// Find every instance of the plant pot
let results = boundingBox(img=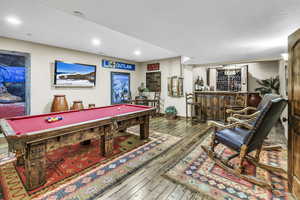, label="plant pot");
[135,95,147,100]
[166,114,177,120]
[248,93,262,107]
